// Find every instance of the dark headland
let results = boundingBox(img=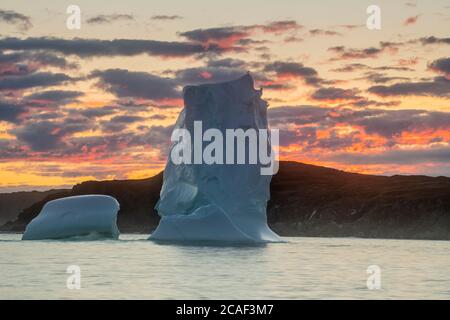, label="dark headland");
[1,161,449,240]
